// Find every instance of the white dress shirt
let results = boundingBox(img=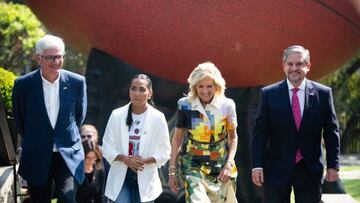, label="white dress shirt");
[287,78,306,116]
[41,70,60,151]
